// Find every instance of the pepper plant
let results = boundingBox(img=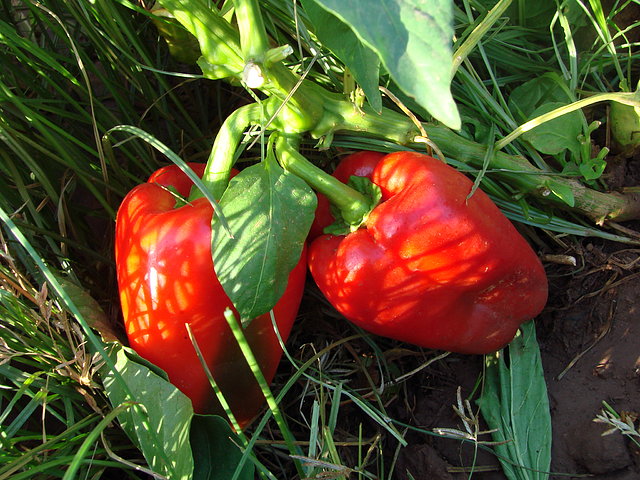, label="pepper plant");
[149,0,640,322]
[104,0,640,476]
[4,0,639,478]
